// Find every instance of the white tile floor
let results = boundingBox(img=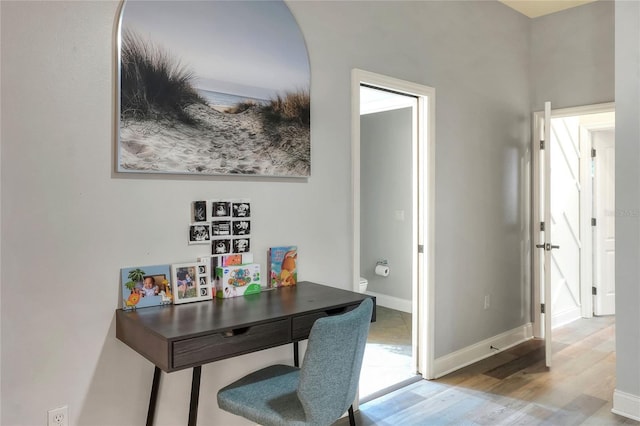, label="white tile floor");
[359,306,416,399]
